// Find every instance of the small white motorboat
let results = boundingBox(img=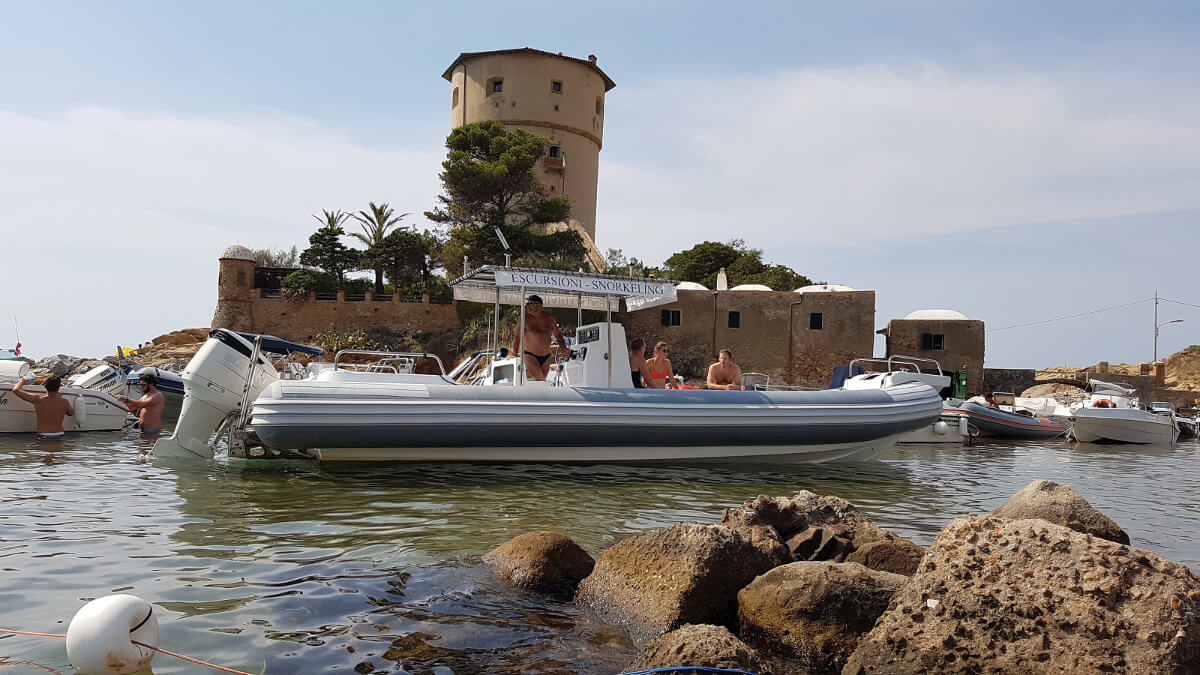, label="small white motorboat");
[154,267,945,463]
[0,361,129,433]
[841,356,968,444]
[1068,381,1178,444]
